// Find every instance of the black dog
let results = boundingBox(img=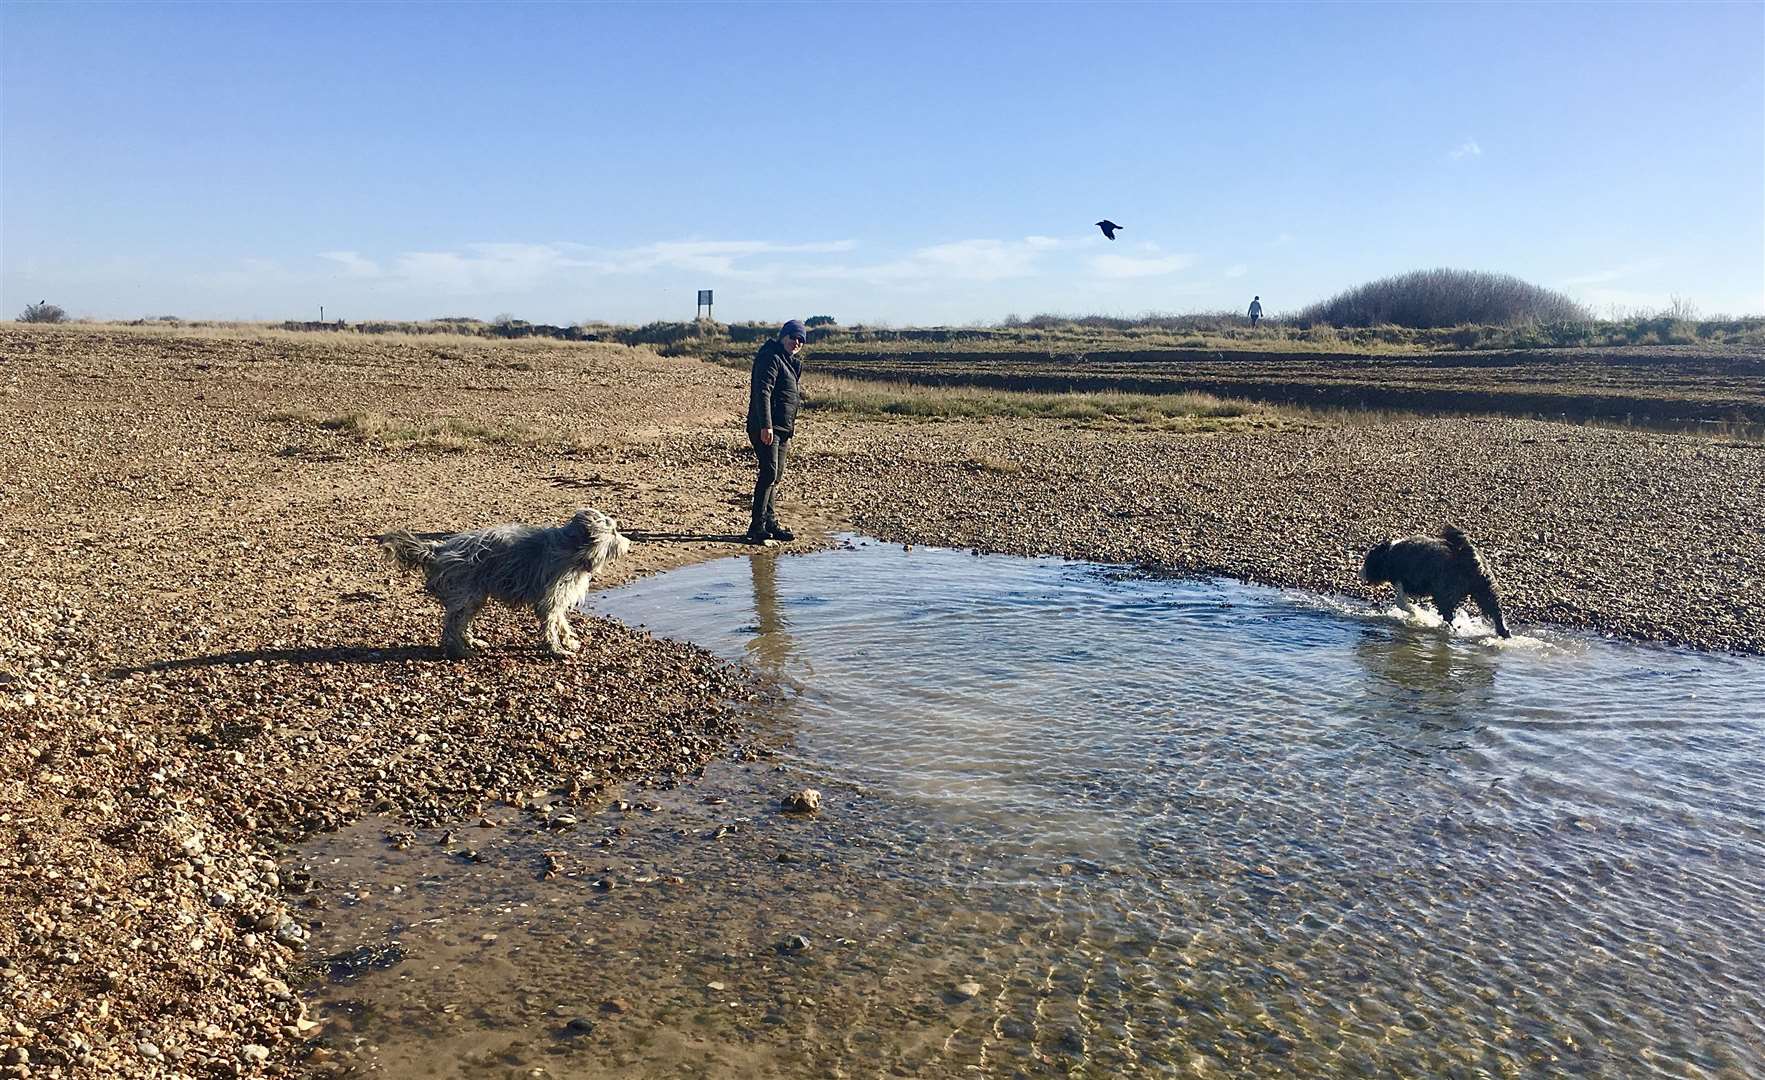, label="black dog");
[1362,525,1511,638]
